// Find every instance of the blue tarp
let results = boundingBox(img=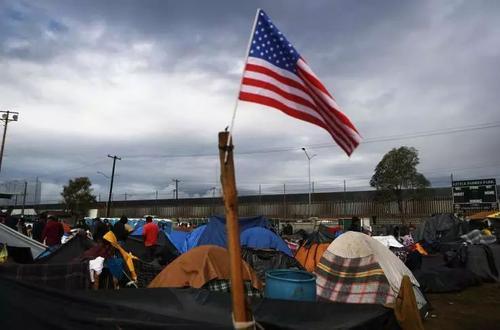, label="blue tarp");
[181,225,207,253]
[240,227,292,256]
[168,230,190,253]
[196,215,270,248]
